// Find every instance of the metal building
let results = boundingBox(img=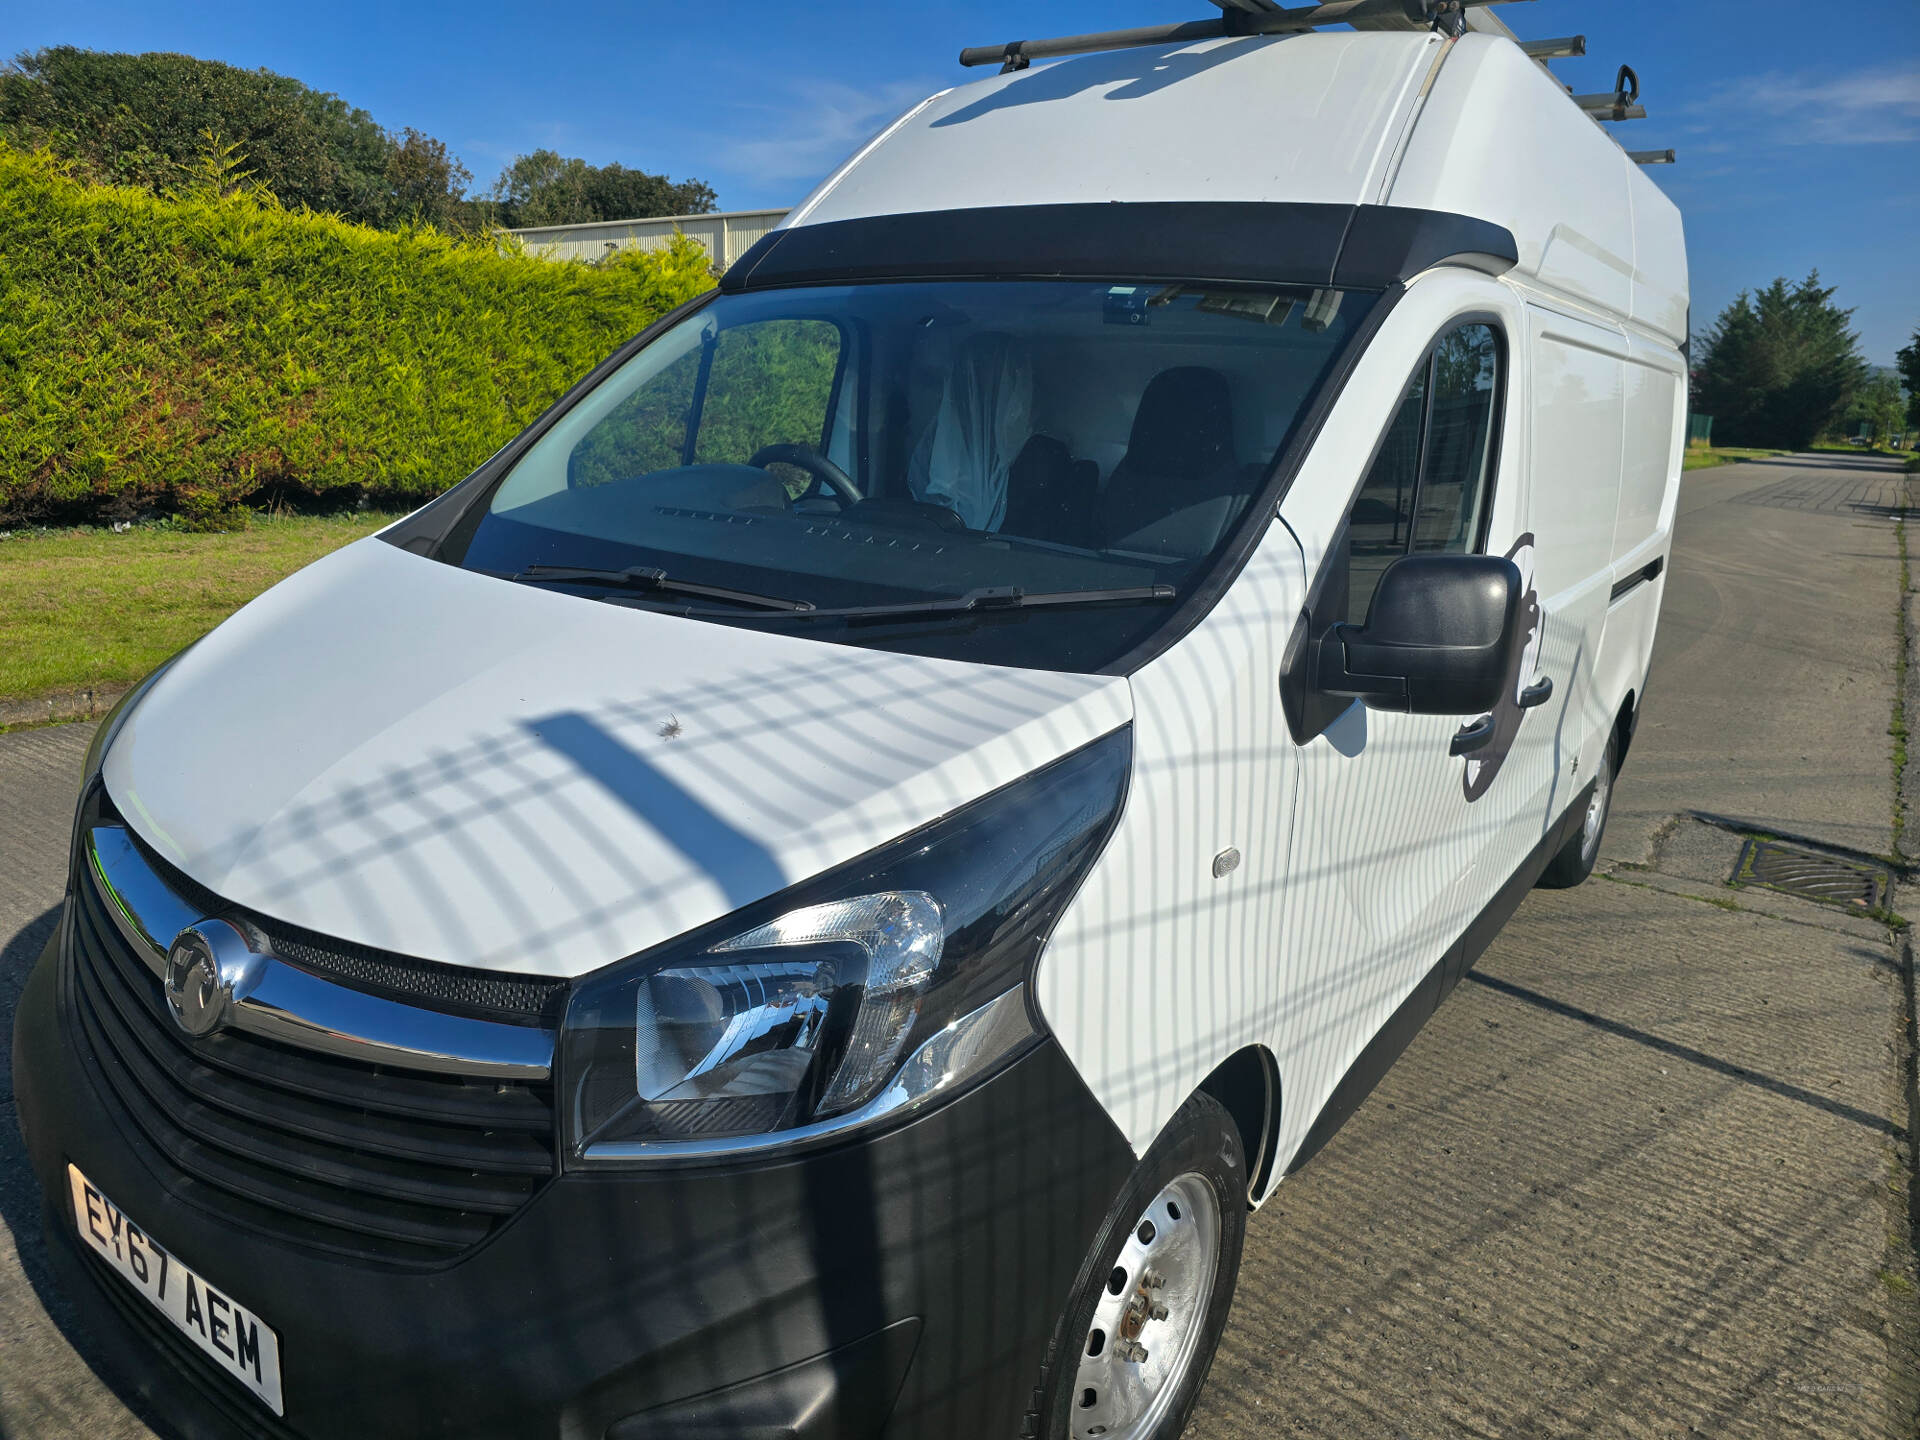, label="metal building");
[505,208,789,267]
